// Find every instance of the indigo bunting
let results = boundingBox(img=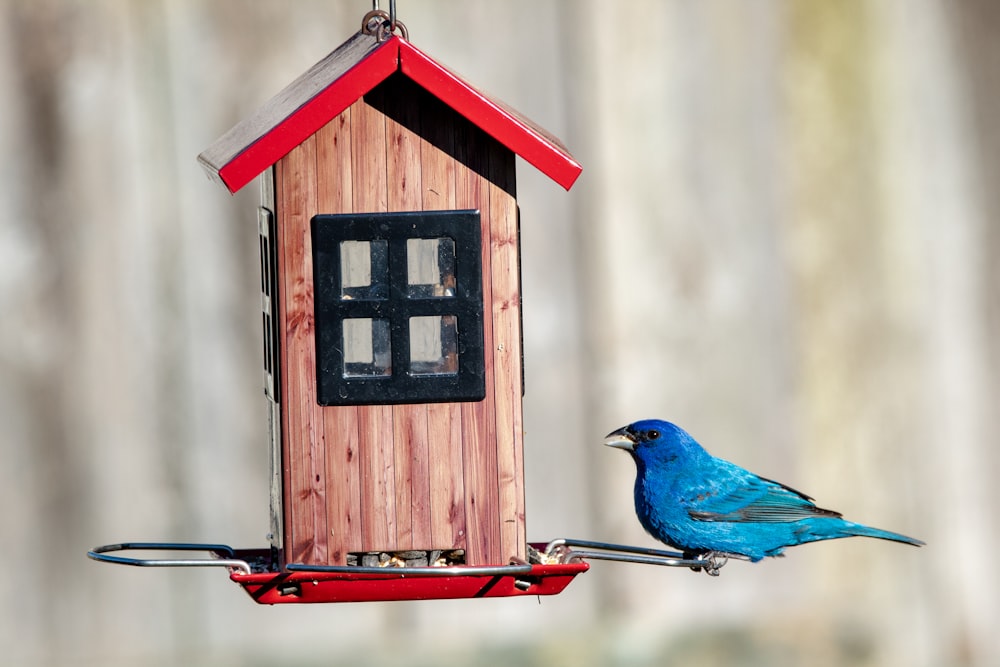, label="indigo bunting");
[606,419,923,562]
